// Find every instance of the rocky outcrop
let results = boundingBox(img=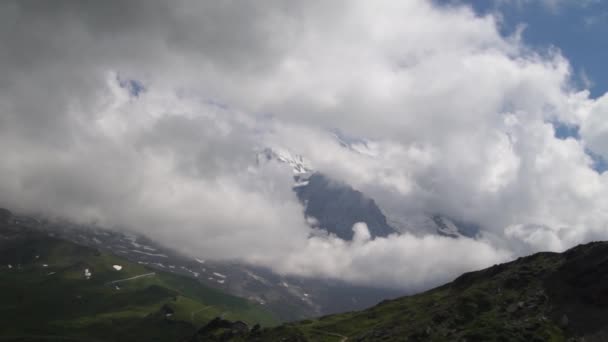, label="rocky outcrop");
[187,317,251,342]
[295,173,396,240]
